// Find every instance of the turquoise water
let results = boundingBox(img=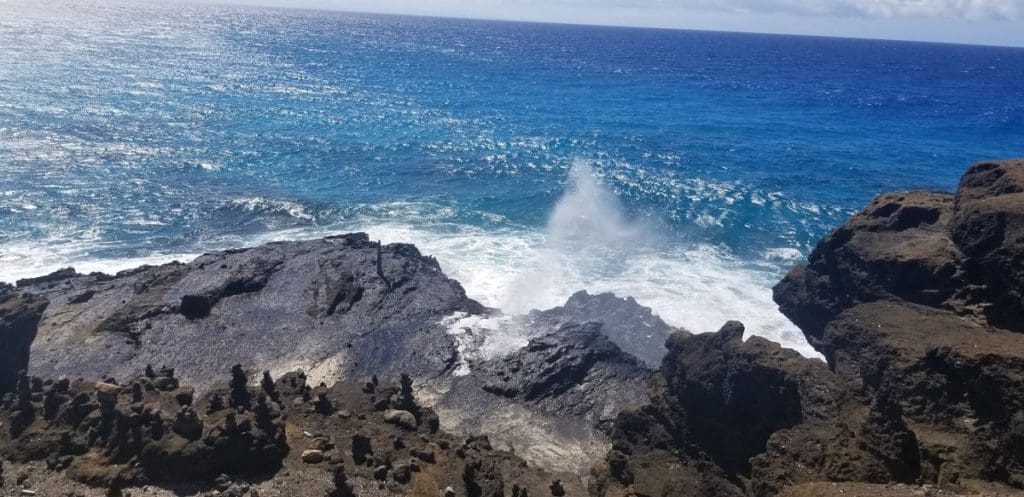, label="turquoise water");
[2,1,1022,353]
